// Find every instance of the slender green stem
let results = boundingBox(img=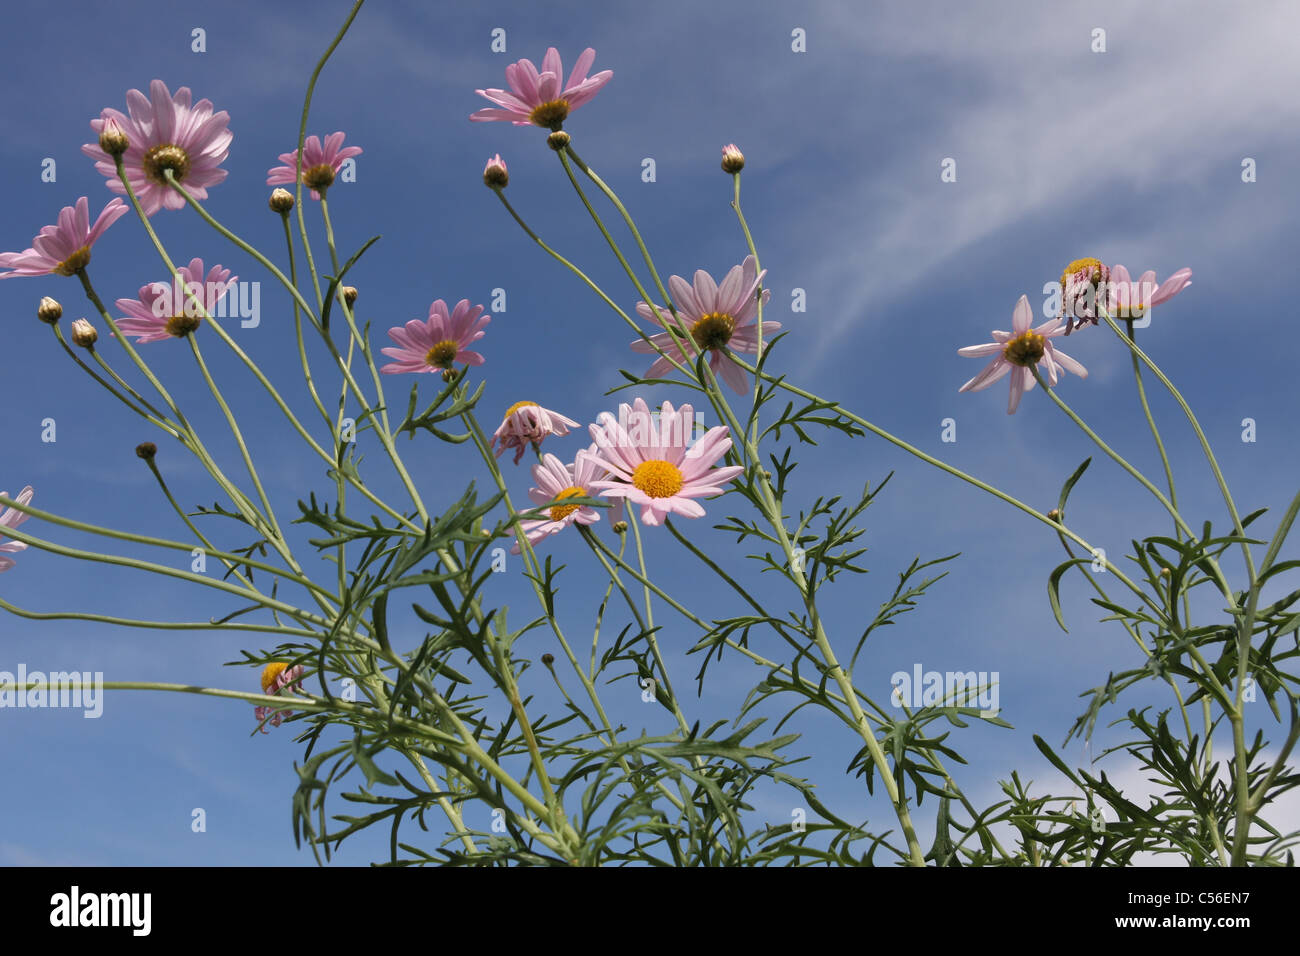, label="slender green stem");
[0,494,337,616]
[490,187,694,380]
[1100,307,1256,592]
[189,335,285,543]
[0,595,315,638]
